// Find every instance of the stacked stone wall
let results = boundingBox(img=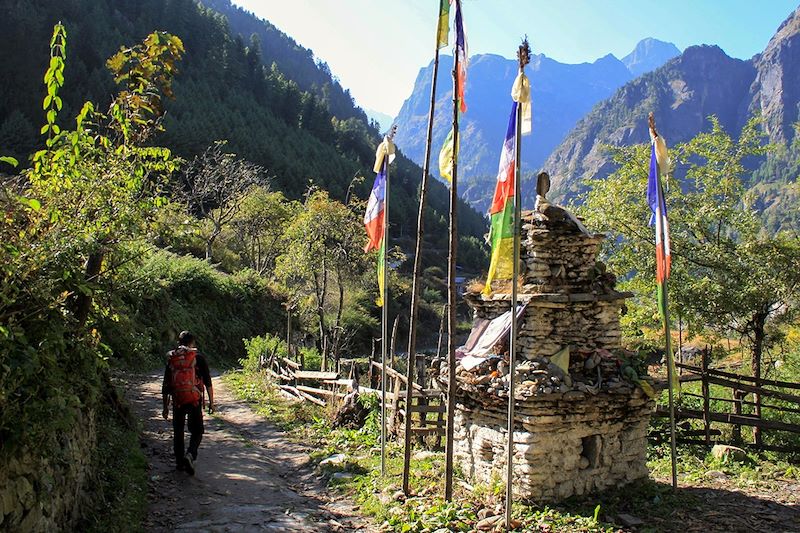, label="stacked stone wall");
[453,391,652,501]
[465,293,627,361]
[0,409,97,530]
[454,205,652,502]
[521,224,603,292]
